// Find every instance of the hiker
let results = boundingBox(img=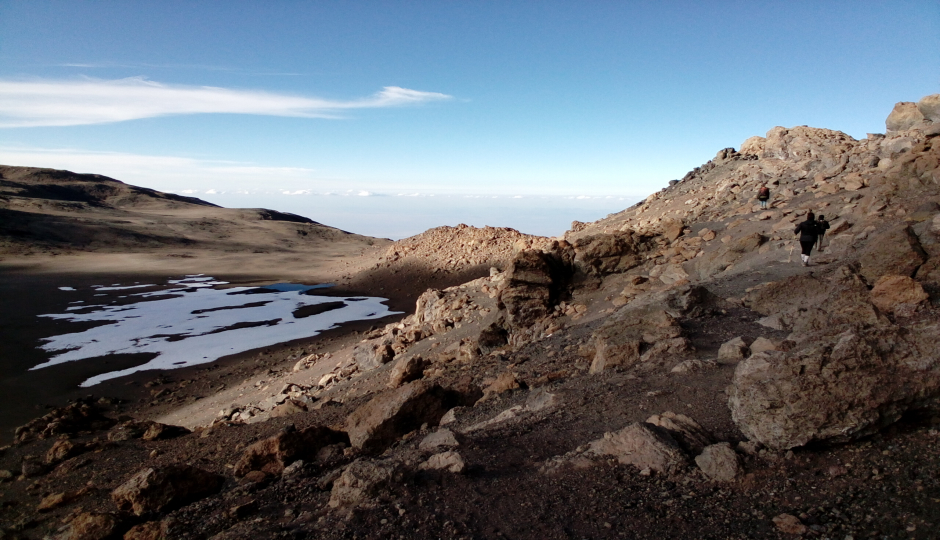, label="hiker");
[757,184,770,209]
[816,214,830,251]
[794,211,820,266]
